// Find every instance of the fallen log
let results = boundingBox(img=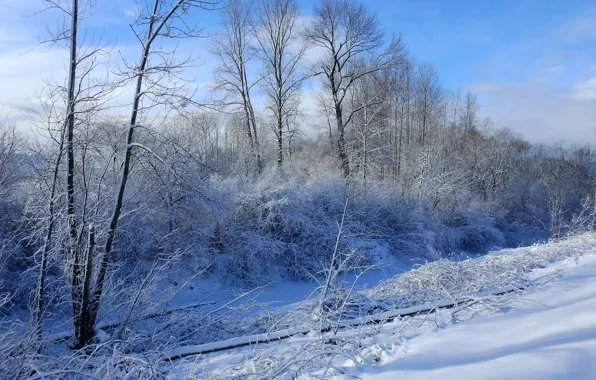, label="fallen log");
[164,285,521,360]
